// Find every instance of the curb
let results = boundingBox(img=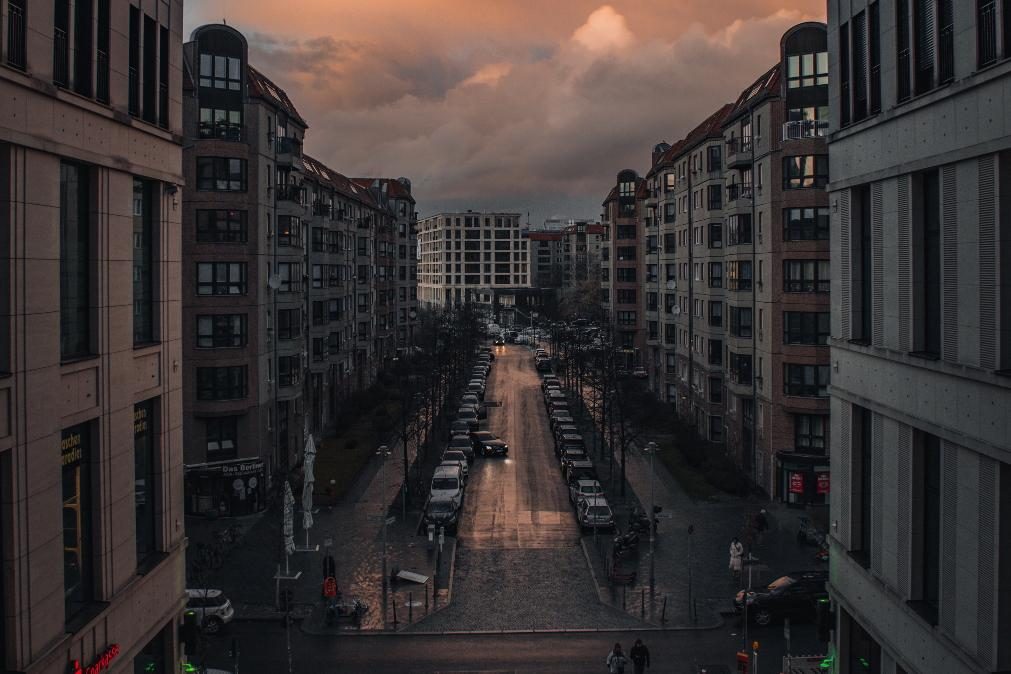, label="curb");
[395,537,458,632]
